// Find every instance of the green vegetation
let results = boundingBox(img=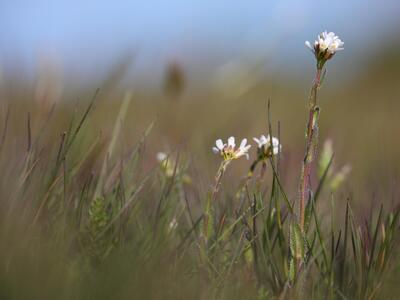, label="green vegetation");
[0,45,399,300]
